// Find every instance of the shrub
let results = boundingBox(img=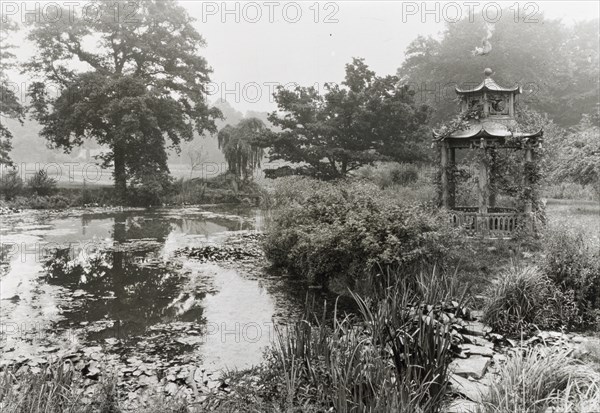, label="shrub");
[263,177,461,287]
[27,170,57,196]
[482,265,579,335]
[541,227,600,327]
[355,162,422,189]
[0,168,23,200]
[388,163,419,186]
[480,346,600,413]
